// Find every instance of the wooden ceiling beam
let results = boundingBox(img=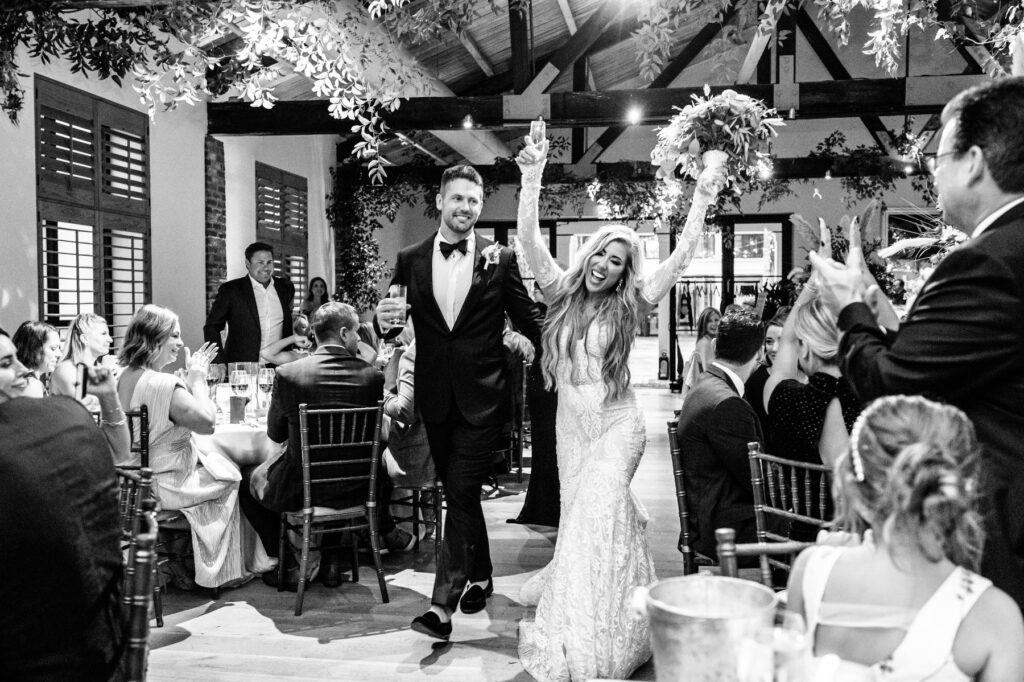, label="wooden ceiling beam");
[555,0,597,91]
[796,8,896,155]
[736,0,788,84]
[576,3,740,165]
[509,3,532,93]
[456,29,495,78]
[208,76,988,134]
[522,0,626,97]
